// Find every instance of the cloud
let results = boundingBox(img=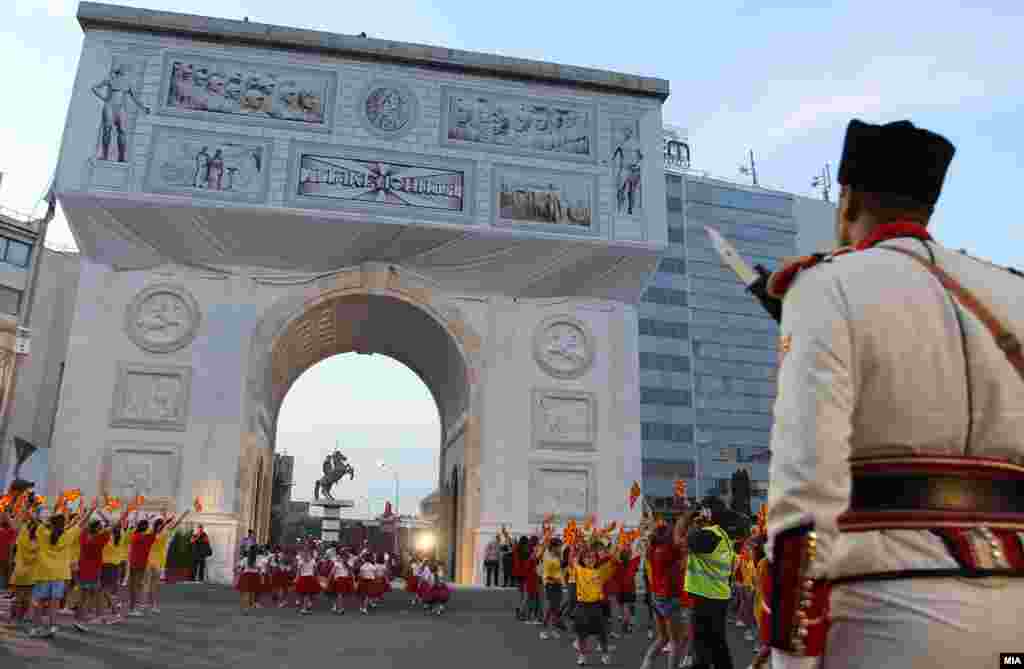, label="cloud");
[11,0,77,19]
